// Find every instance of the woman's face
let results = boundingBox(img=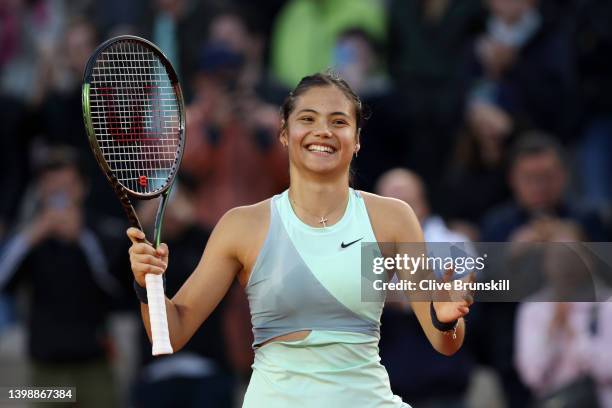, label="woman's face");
[281,86,359,176]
